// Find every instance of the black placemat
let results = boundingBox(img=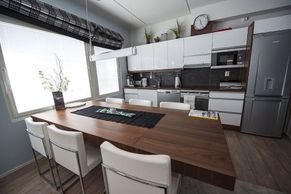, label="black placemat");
[71,106,165,128]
